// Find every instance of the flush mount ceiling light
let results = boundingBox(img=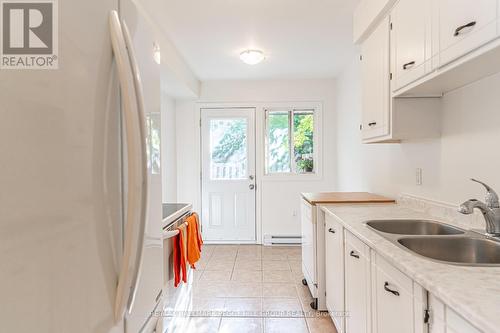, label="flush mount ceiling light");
[240,49,265,65]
